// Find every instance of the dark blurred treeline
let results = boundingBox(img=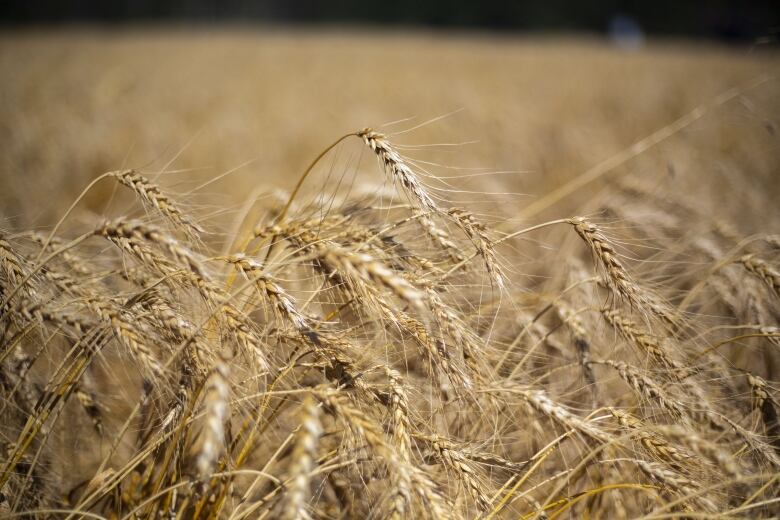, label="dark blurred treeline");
[2,0,778,42]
